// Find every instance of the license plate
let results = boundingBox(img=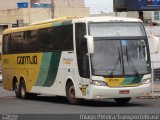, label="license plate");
[119,90,130,94]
